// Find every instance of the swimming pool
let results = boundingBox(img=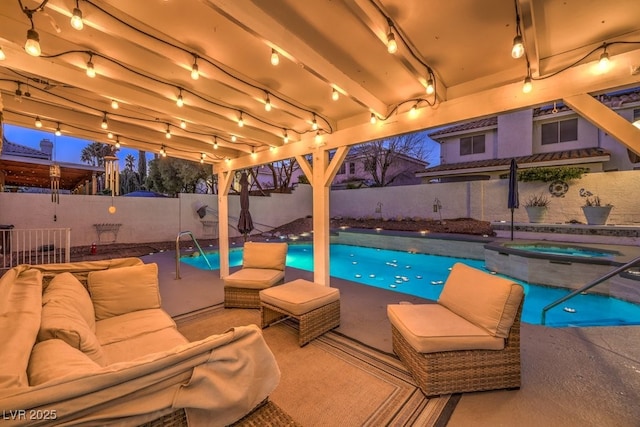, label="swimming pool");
[181,243,640,327]
[503,243,619,258]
